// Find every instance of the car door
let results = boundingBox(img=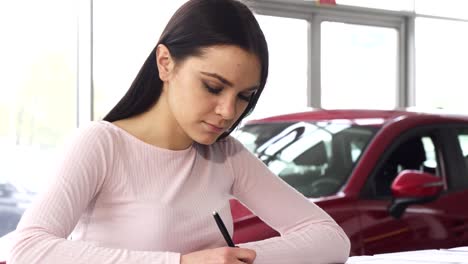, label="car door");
[356,126,465,255]
[438,126,468,246]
